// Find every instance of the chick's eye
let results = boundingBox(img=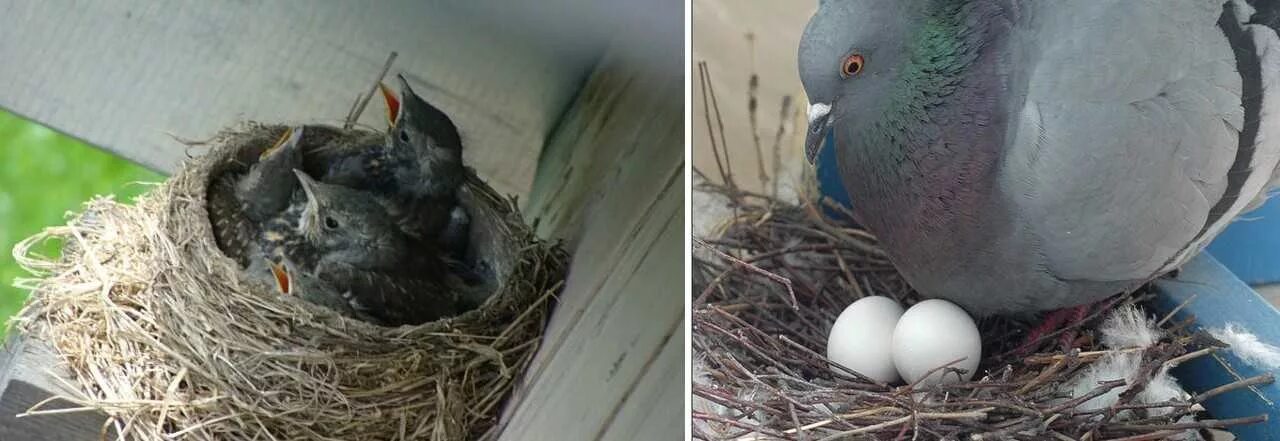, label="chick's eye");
[324,217,339,229]
[841,54,865,78]
[398,130,410,143]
